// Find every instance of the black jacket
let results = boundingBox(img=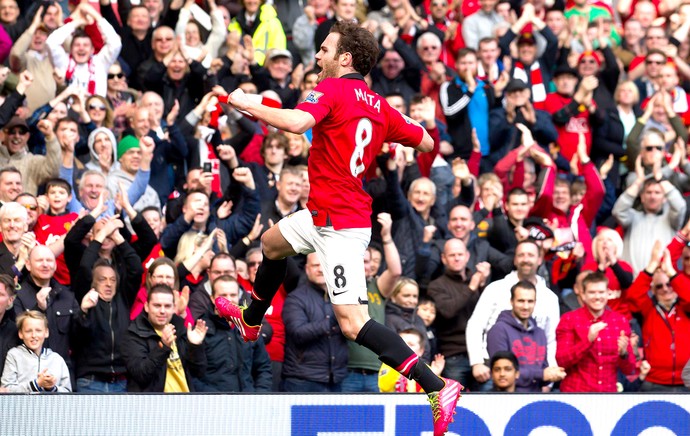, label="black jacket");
[65,214,146,303]
[14,277,79,366]
[282,282,348,384]
[192,312,272,392]
[385,301,431,363]
[0,310,18,377]
[70,236,142,379]
[121,312,206,392]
